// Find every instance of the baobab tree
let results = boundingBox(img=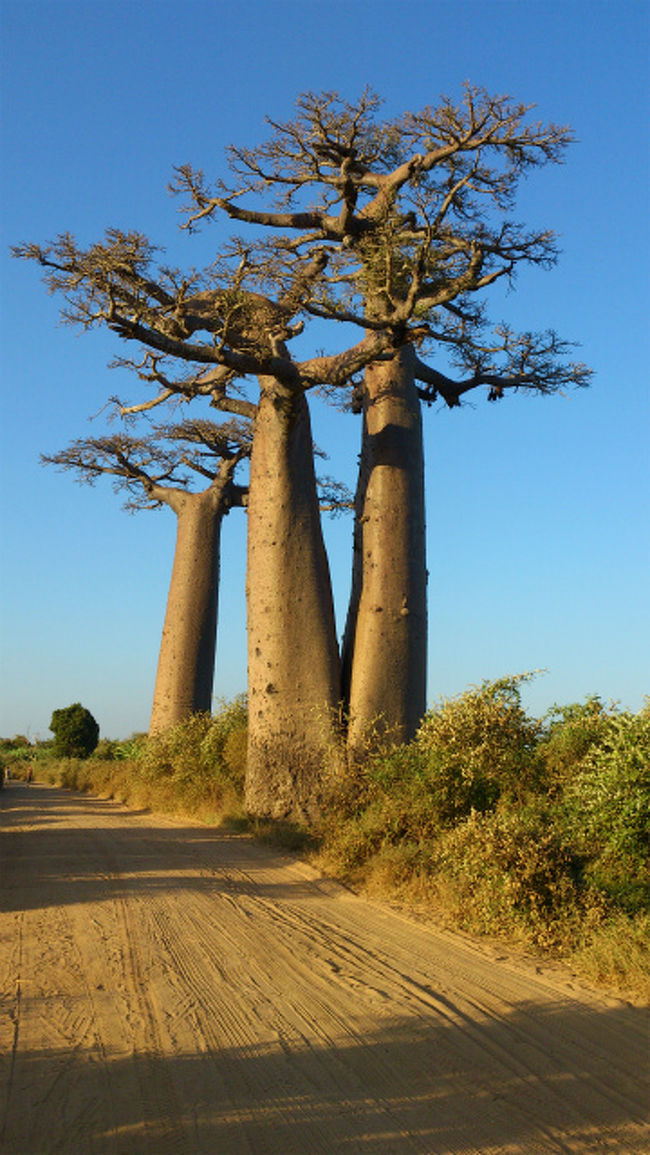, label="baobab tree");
[16,231,389,819]
[43,418,251,734]
[16,85,592,819]
[174,86,592,750]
